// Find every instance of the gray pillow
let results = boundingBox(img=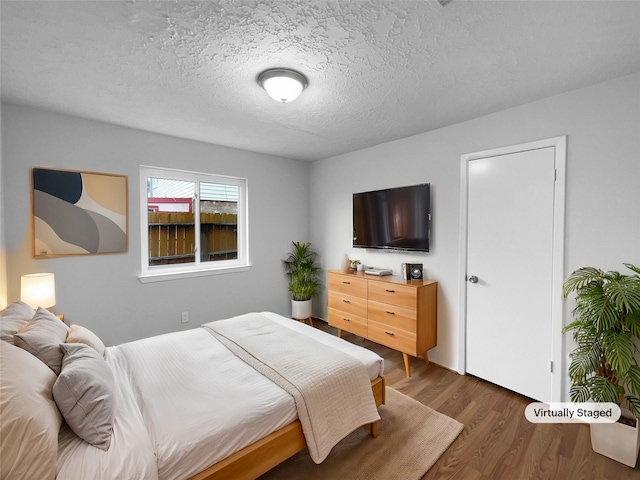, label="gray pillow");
[13,307,69,374]
[53,343,116,450]
[0,301,36,344]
